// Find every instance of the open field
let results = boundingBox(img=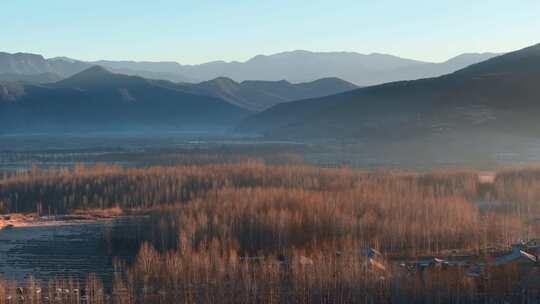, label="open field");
[0,161,539,302]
